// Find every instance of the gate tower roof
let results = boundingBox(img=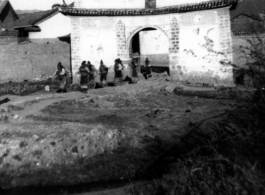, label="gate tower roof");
[60,0,238,16]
